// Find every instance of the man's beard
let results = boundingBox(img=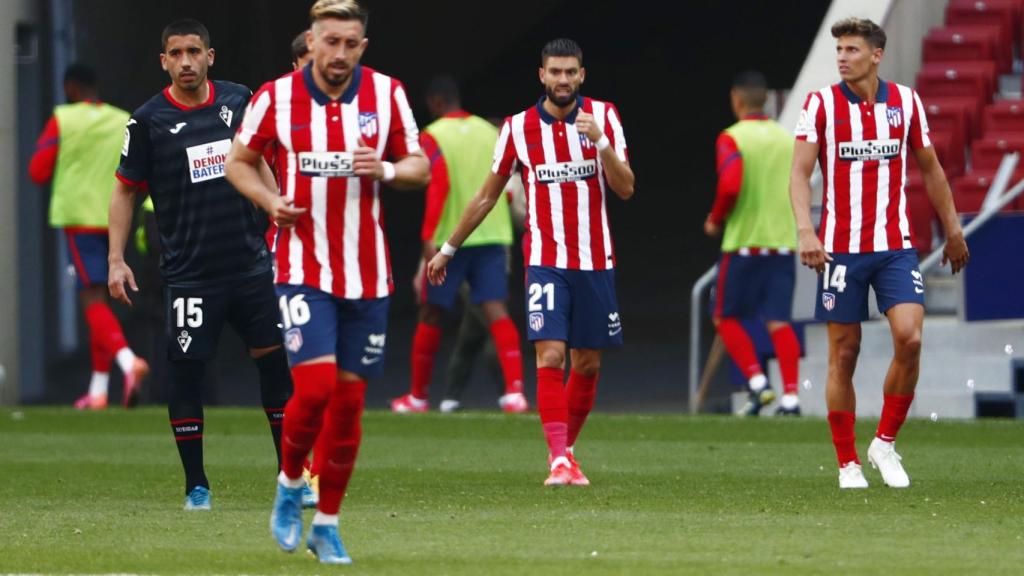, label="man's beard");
[546,85,578,108]
[321,62,351,87]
